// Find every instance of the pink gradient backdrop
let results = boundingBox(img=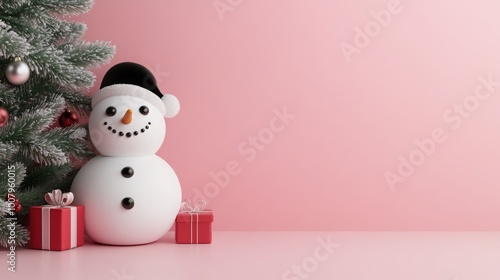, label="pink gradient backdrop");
[78,0,500,230]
